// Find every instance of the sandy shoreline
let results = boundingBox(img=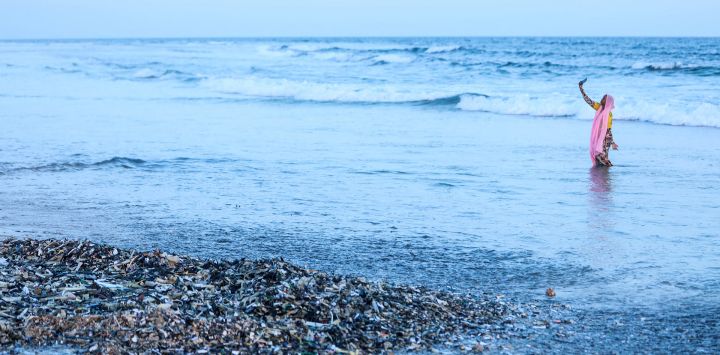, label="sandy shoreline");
[0,237,576,353]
